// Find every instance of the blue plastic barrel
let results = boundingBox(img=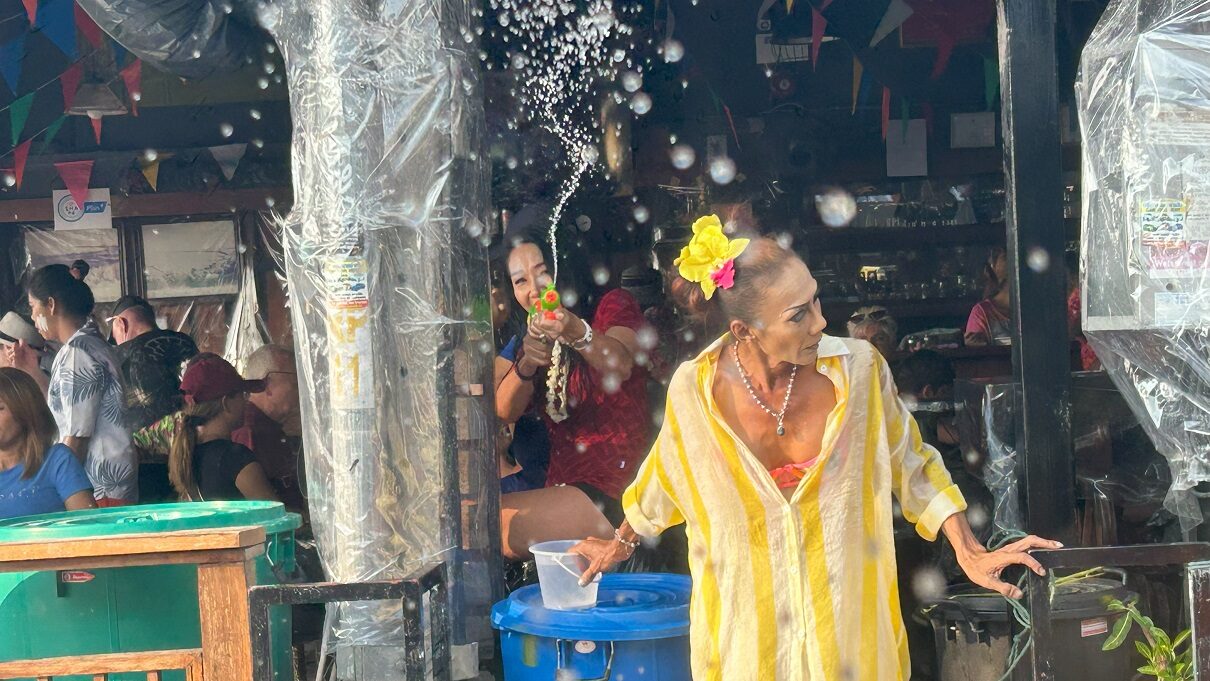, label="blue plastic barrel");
[492,573,692,681]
